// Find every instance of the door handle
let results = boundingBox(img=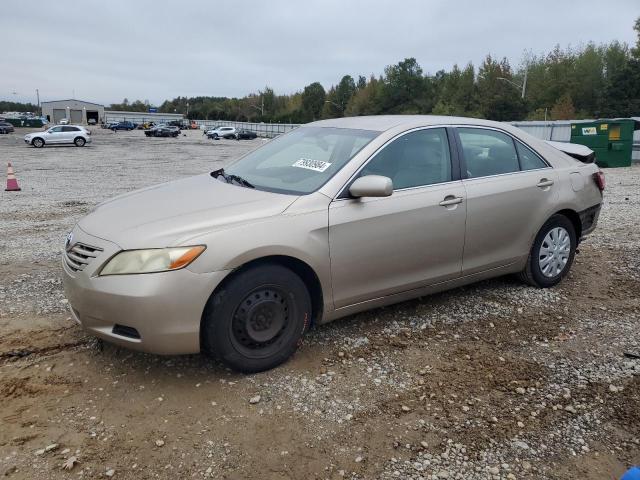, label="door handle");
[537,179,554,188]
[439,196,463,207]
